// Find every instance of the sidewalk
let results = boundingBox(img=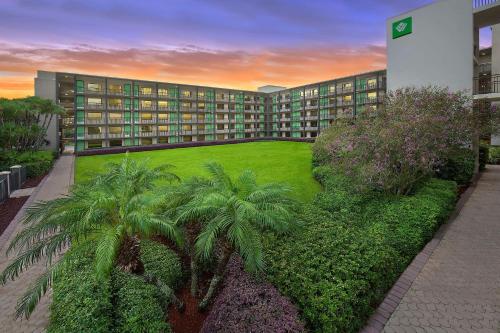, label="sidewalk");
[383,166,500,333]
[0,155,74,333]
